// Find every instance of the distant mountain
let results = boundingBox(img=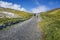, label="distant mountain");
[0,7,33,18]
